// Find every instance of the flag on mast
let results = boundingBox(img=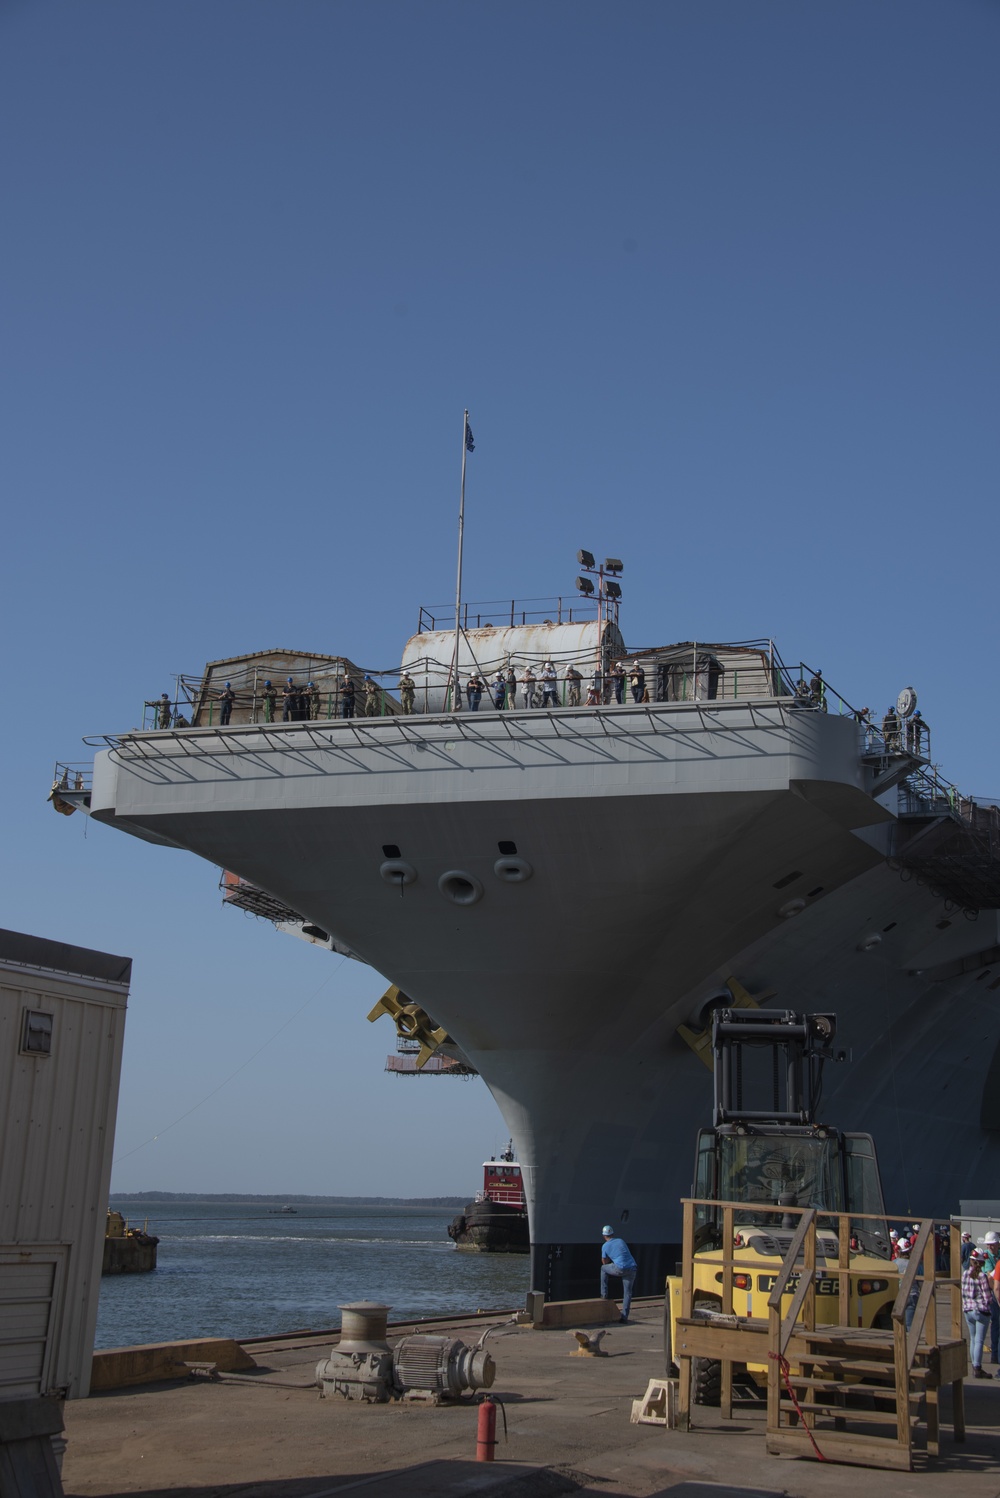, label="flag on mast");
[465,417,475,452]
